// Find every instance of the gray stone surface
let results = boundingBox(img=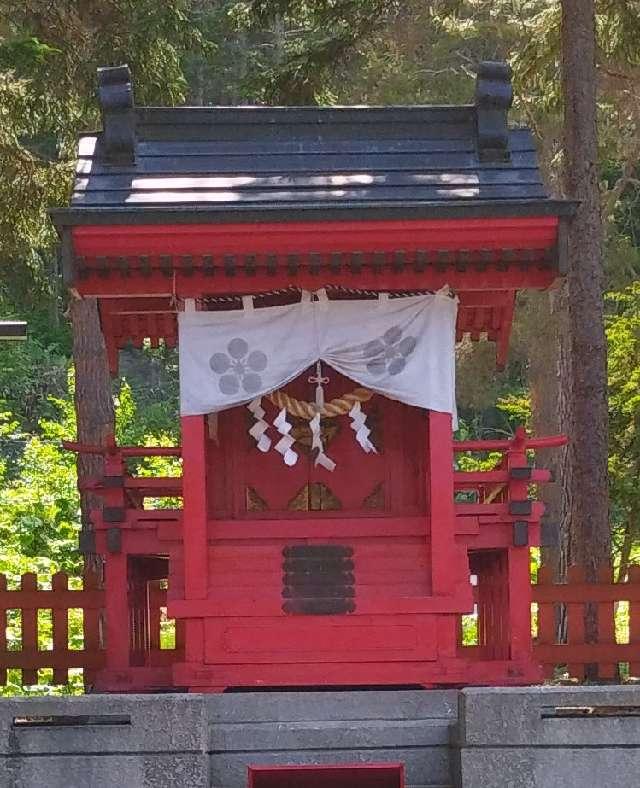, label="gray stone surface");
[0,690,456,787]
[455,686,640,788]
[210,717,451,751]
[207,691,455,787]
[207,689,459,724]
[458,747,640,788]
[0,754,208,788]
[459,685,640,746]
[210,748,452,787]
[0,694,208,755]
[12,687,640,787]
